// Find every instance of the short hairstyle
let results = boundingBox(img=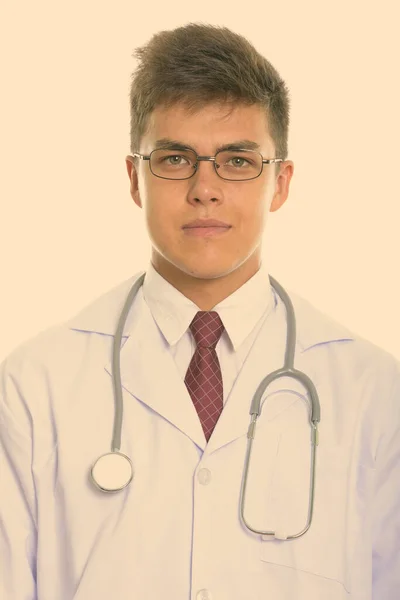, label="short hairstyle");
[128,23,291,167]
